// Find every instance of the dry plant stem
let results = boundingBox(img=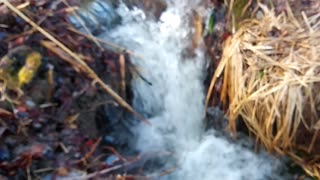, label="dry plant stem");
[81,163,131,180]
[27,167,31,180]
[1,0,149,125]
[156,167,176,178]
[81,137,102,165]
[226,0,234,27]
[47,65,54,101]
[205,37,231,110]
[241,0,252,17]
[33,168,54,174]
[105,146,128,162]
[119,54,126,99]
